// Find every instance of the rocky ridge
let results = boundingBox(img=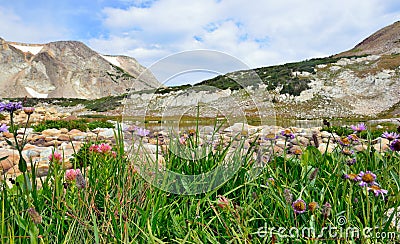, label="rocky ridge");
[120,21,400,120]
[121,53,400,120]
[0,39,160,99]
